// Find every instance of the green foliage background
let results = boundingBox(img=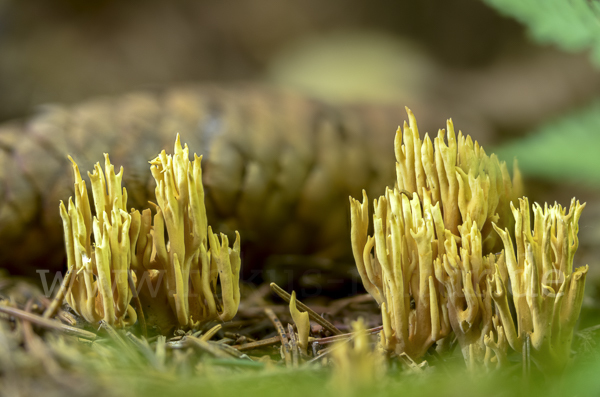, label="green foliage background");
[485,0,600,187]
[495,100,600,185]
[485,0,600,61]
